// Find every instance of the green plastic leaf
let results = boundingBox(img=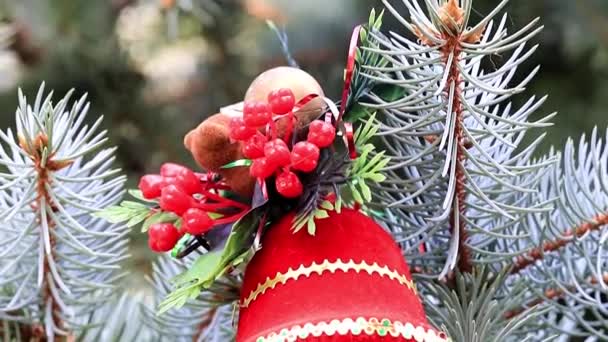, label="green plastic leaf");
[158,283,201,315]
[142,211,178,232]
[128,189,157,203]
[366,173,387,183]
[221,159,252,169]
[94,201,151,224]
[374,9,384,30]
[320,200,334,211]
[360,182,372,202]
[93,206,132,223]
[121,201,148,210]
[359,27,367,42]
[307,217,316,236]
[369,8,376,28]
[335,196,343,213]
[314,209,329,220]
[350,183,364,204]
[293,214,309,233]
[126,210,149,228]
[171,250,223,288]
[158,250,224,315]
